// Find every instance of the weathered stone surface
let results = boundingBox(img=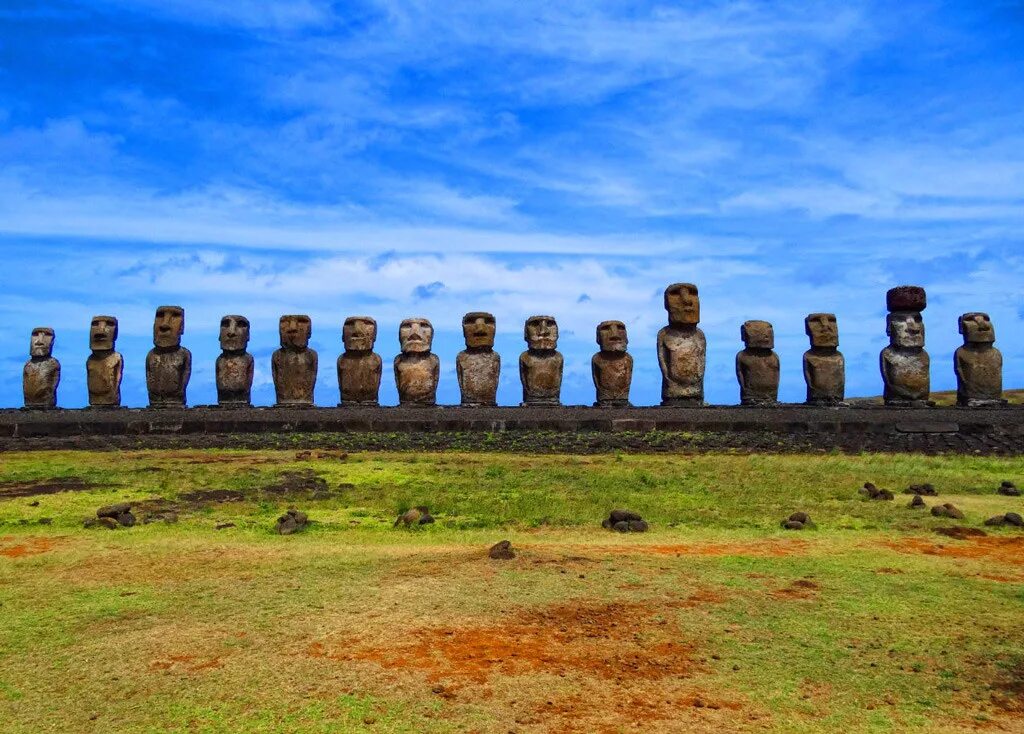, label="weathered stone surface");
[881,287,929,406]
[337,316,382,406]
[276,507,309,534]
[984,515,1006,527]
[520,315,562,406]
[488,539,515,559]
[782,512,815,529]
[906,483,938,496]
[909,495,926,508]
[736,320,779,406]
[146,306,191,408]
[931,503,964,520]
[216,315,253,407]
[86,315,123,408]
[1006,512,1023,527]
[955,312,1005,407]
[803,313,844,405]
[97,503,131,518]
[592,320,632,407]
[998,481,1020,497]
[457,312,500,407]
[609,509,643,524]
[395,318,439,406]
[273,315,317,407]
[23,327,60,409]
[782,520,804,530]
[627,519,649,532]
[394,506,432,527]
[658,283,706,406]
